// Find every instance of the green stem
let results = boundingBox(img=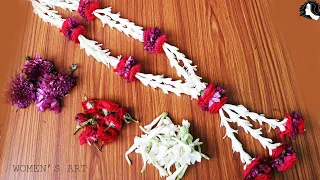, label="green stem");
[124,113,139,123]
[73,125,82,135]
[93,142,102,152]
